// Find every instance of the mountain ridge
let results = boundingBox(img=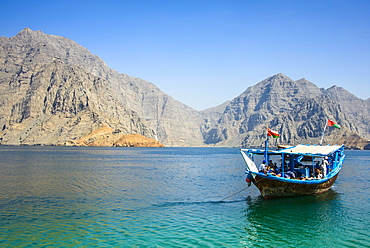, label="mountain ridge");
[1,28,369,149]
[200,73,370,148]
[0,28,204,146]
